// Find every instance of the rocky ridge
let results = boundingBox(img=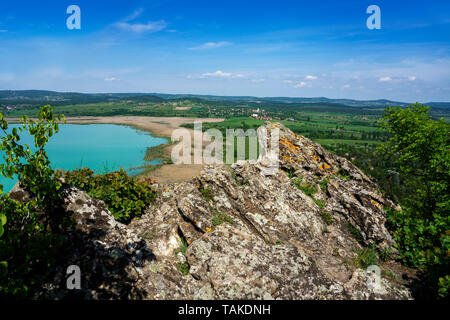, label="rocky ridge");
[12,122,412,299]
